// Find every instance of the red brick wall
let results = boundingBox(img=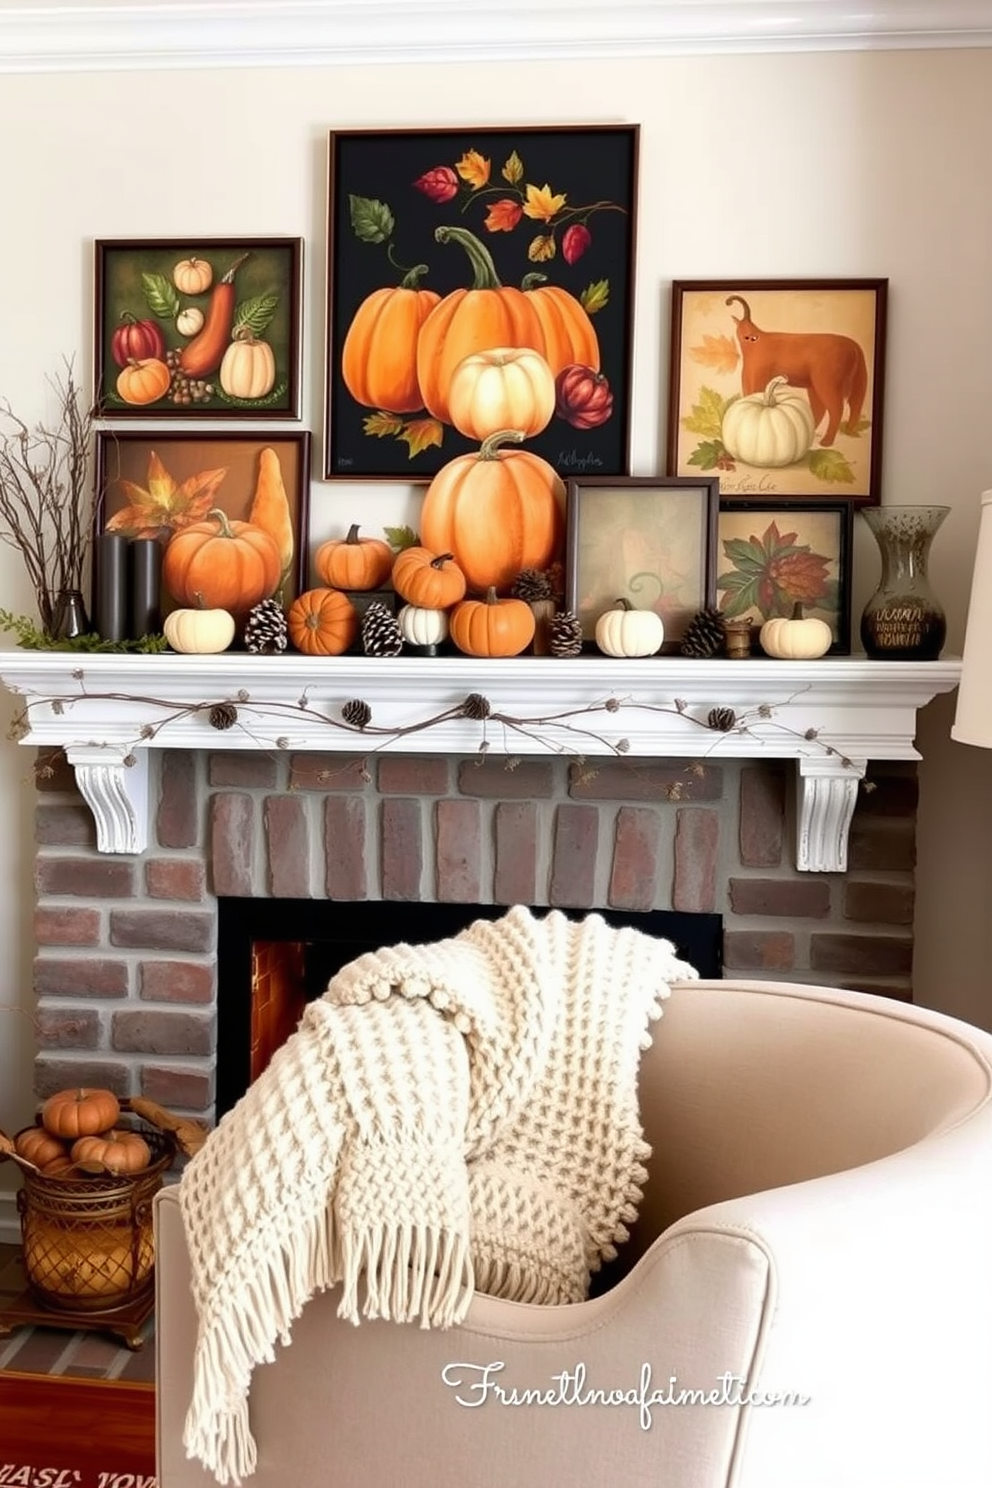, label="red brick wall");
[30,749,918,1117]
